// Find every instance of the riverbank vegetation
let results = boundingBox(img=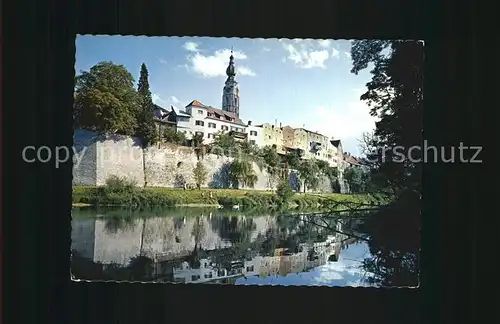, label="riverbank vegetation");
[72,177,378,210]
